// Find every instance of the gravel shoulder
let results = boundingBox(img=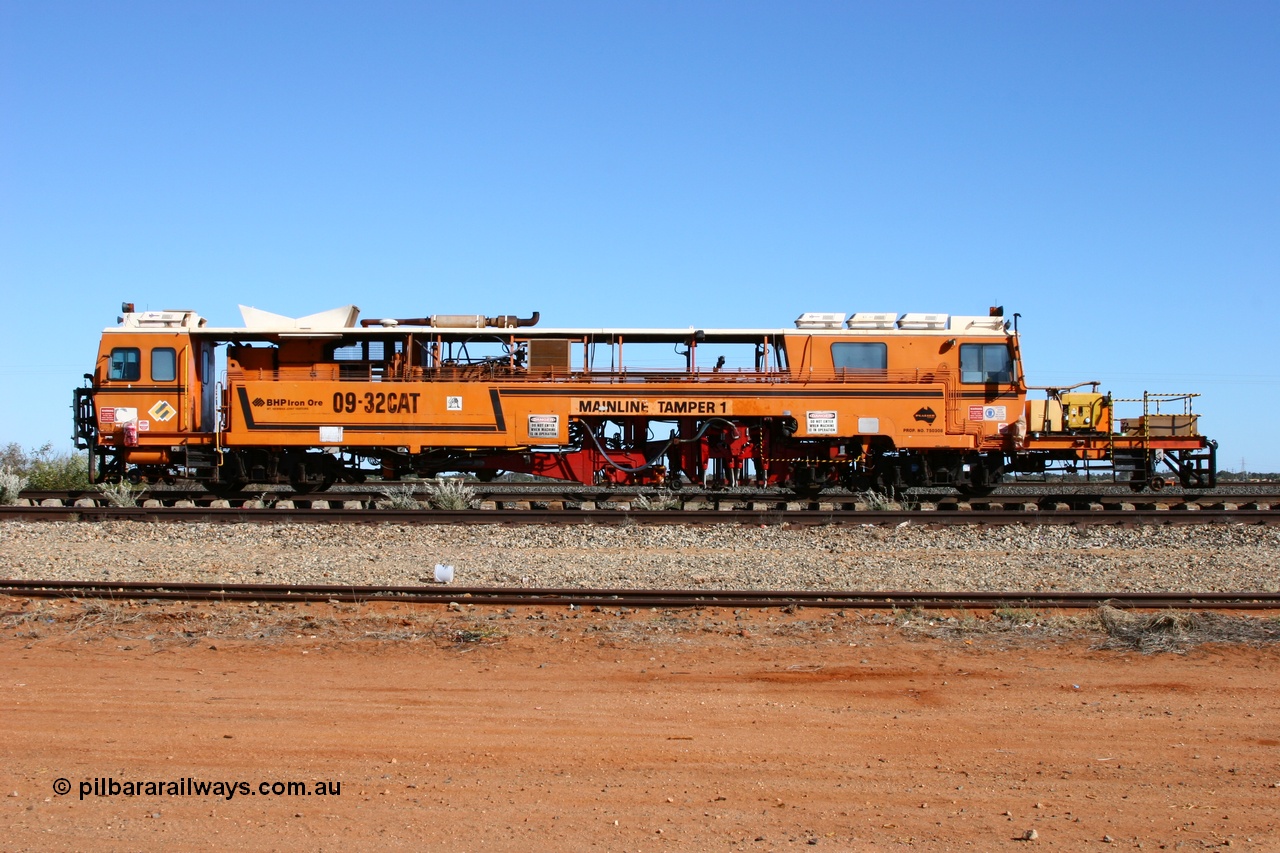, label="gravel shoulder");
[2,520,1277,591]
